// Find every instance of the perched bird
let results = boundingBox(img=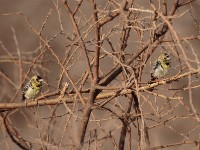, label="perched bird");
[150,53,171,83]
[22,75,43,100]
